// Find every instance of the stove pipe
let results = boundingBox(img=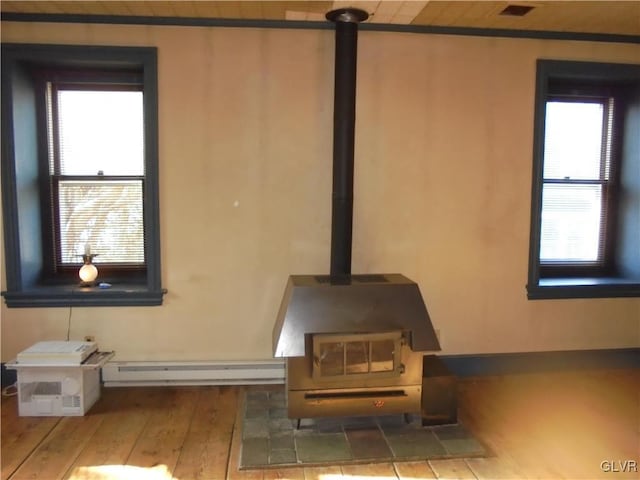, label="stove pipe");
[273,8,441,358]
[327,8,369,278]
